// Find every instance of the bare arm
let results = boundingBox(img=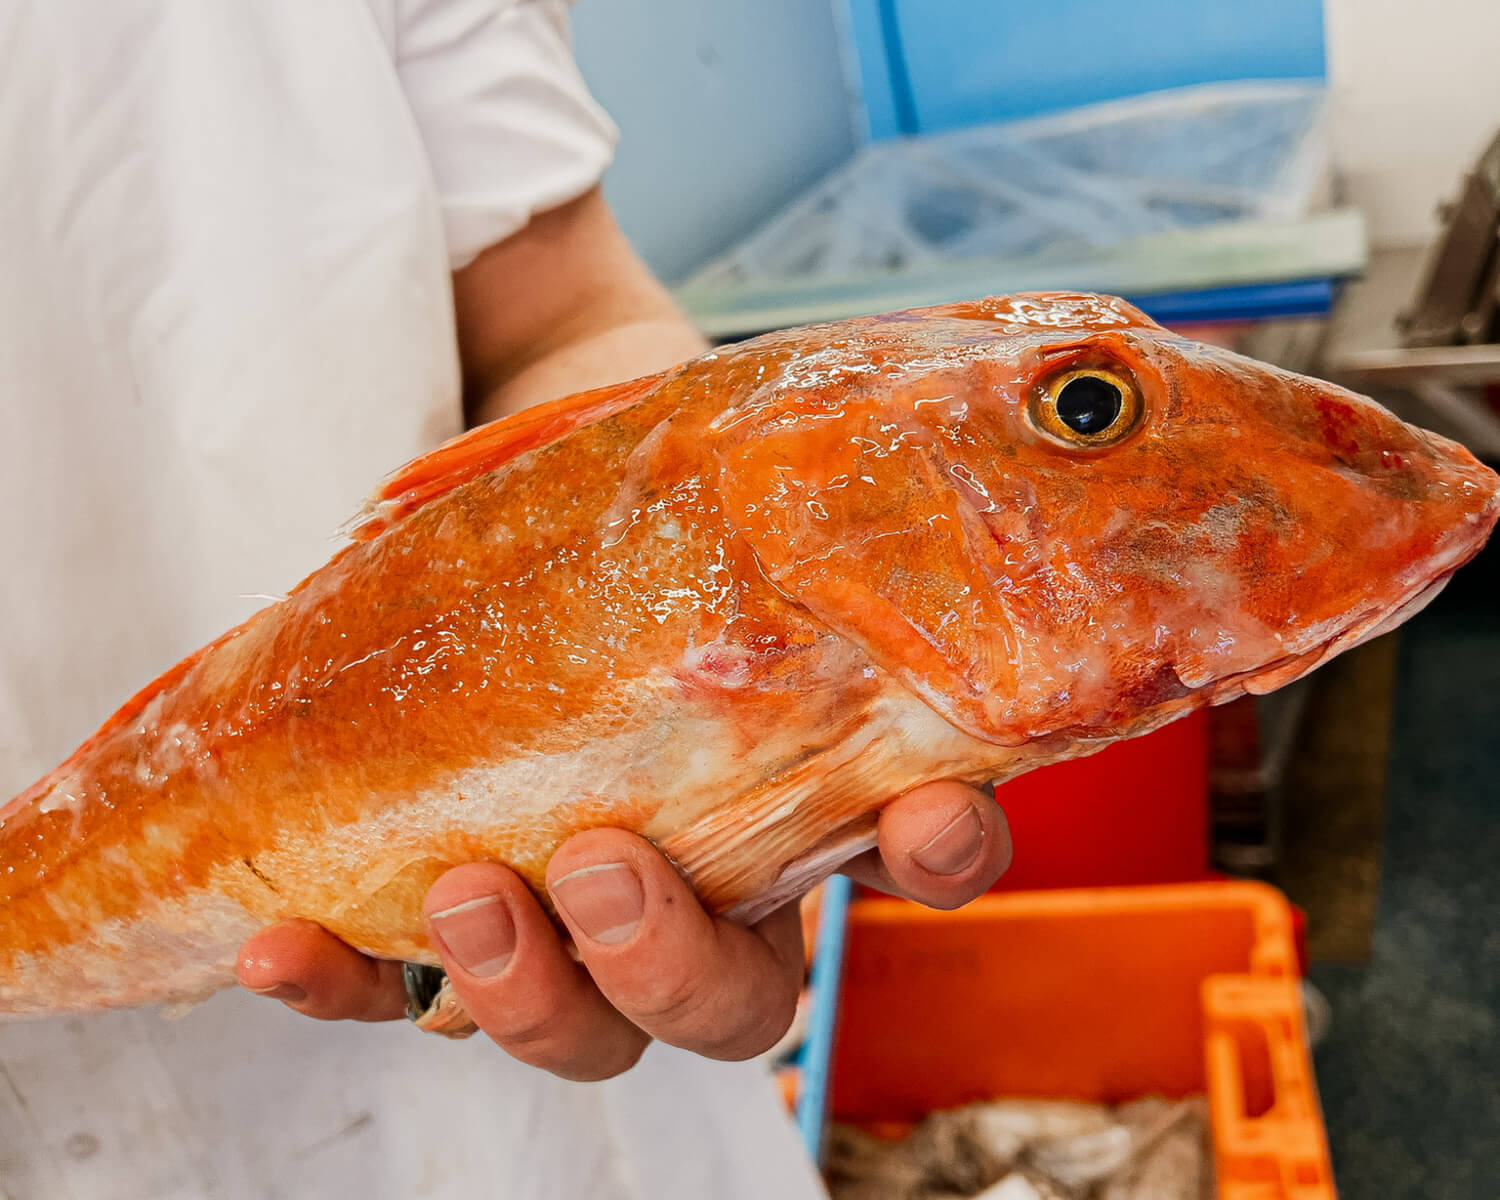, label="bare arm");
[451,186,707,425]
